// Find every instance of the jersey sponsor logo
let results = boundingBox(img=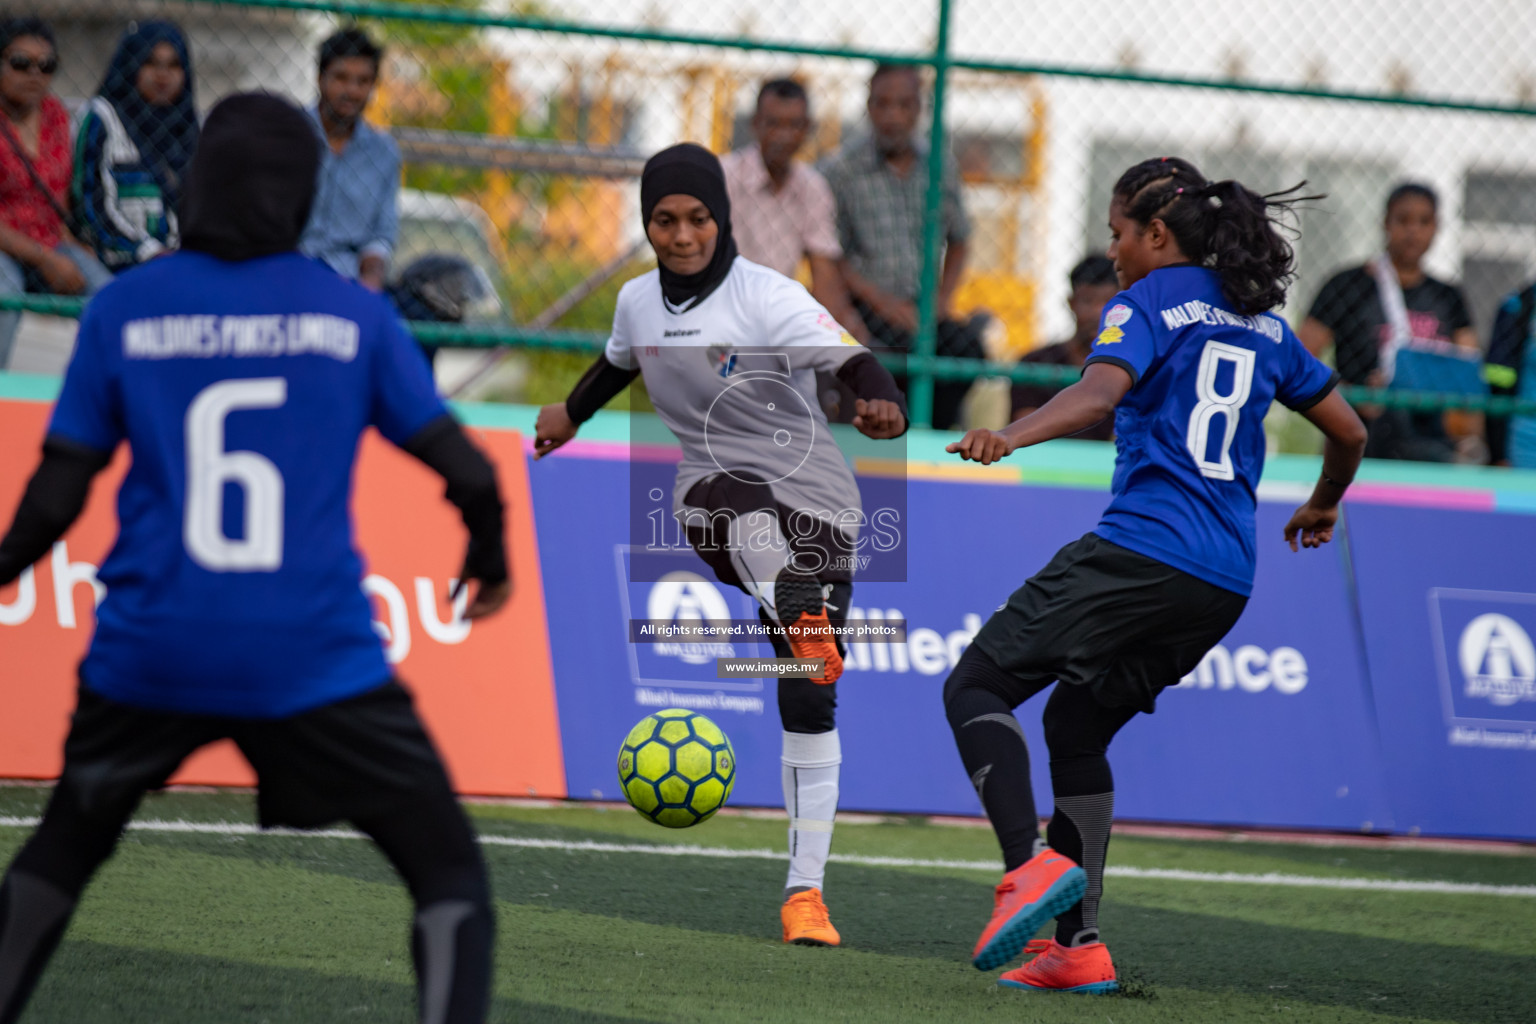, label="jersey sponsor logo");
[1158,300,1283,343]
[707,345,738,378]
[663,328,702,338]
[122,314,359,362]
[1095,325,1124,346]
[1103,303,1133,328]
